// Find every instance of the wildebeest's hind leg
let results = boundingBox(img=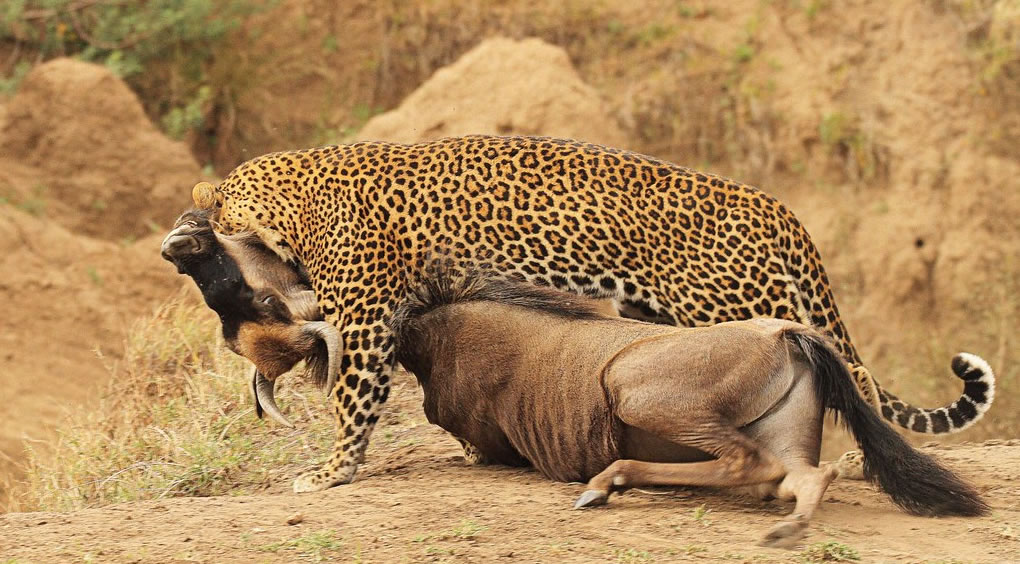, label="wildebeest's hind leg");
[742,364,838,548]
[574,414,787,509]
